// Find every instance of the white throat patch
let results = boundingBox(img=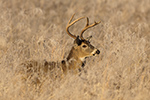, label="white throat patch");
[79,57,85,61]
